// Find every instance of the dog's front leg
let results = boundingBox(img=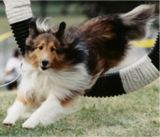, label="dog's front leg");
[22,94,76,129]
[3,99,25,126]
